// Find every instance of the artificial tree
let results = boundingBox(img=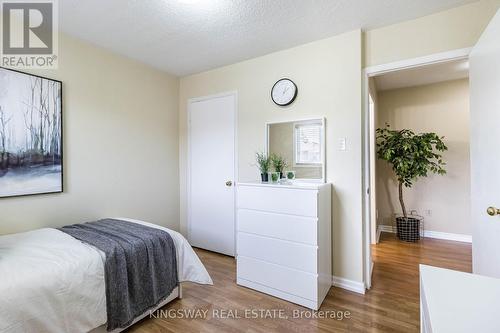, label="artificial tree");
[376,125,448,220]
